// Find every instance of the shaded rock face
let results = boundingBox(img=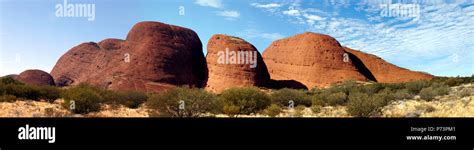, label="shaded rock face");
[205,34,270,92]
[16,70,55,86]
[51,21,208,92]
[343,47,433,83]
[262,32,369,89]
